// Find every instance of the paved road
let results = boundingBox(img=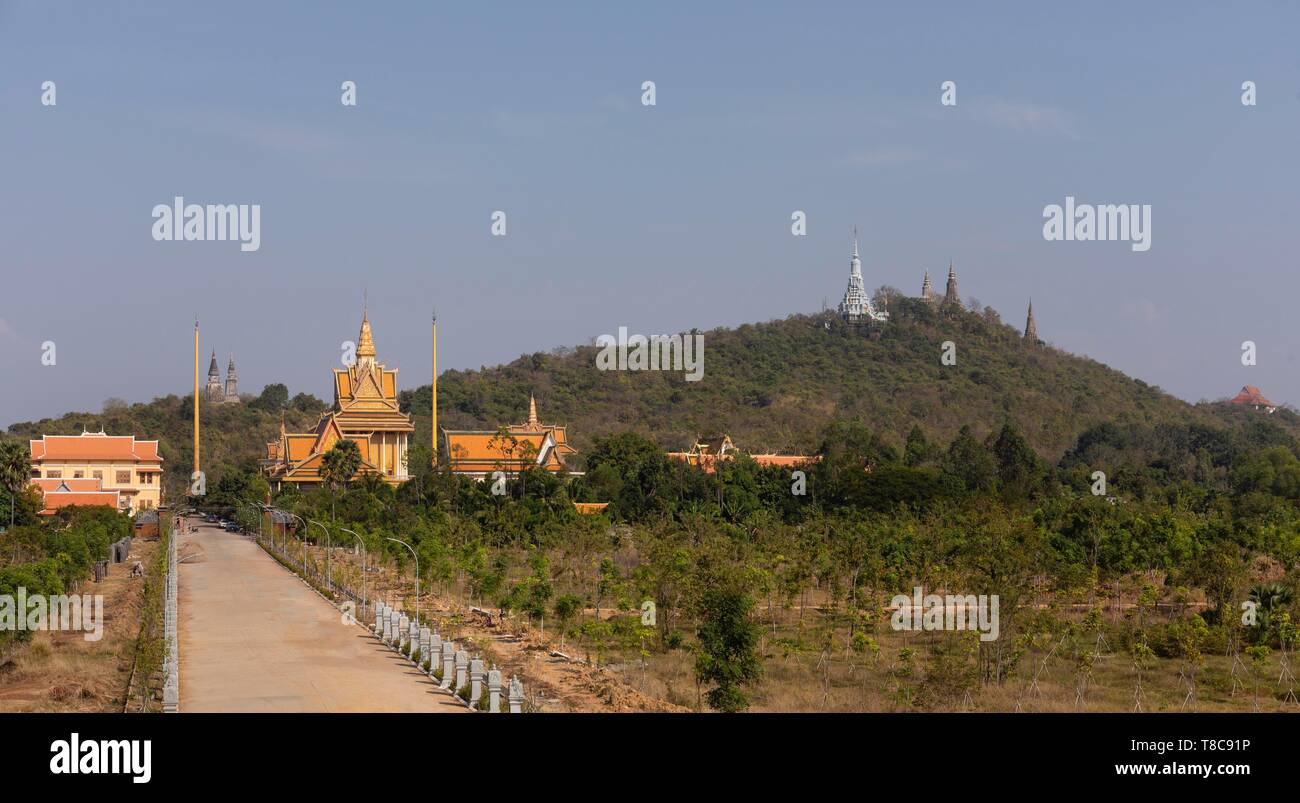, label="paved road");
[178,523,465,713]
